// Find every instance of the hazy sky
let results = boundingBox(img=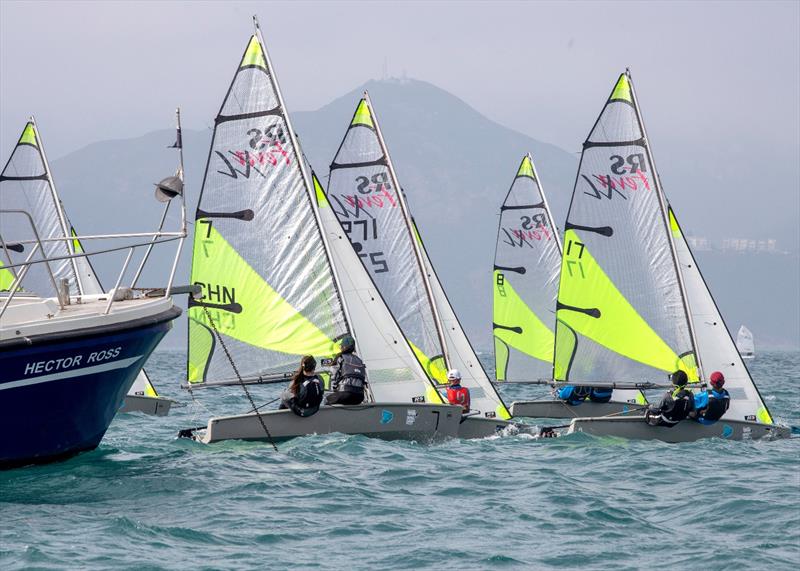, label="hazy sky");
[2,0,799,243]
